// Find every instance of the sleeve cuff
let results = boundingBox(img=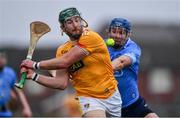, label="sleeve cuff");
[75,45,89,56]
[124,53,136,64]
